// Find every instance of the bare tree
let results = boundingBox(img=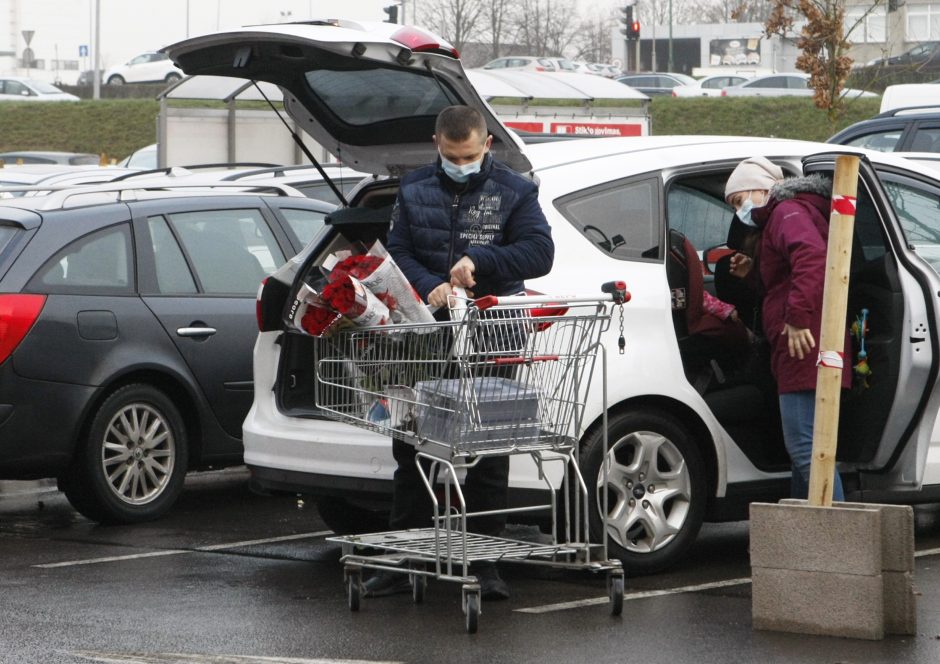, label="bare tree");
[764,0,884,124]
[570,11,618,63]
[417,0,485,55]
[510,0,579,56]
[484,0,513,60]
